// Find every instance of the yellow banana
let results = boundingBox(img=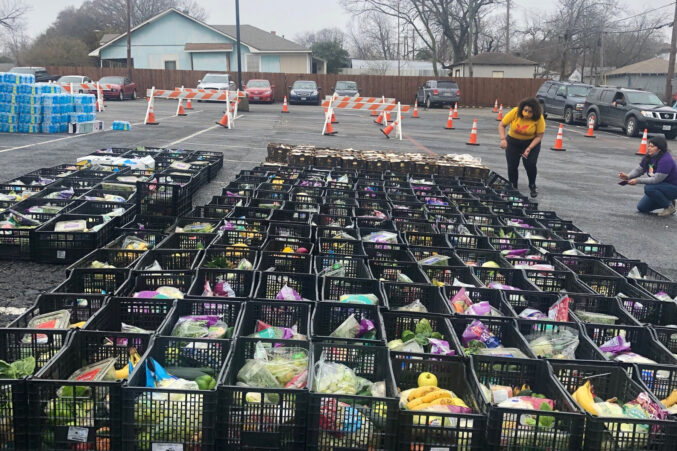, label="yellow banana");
[407,397,429,410]
[573,381,598,415]
[407,386,438,401]
[115,347,141,381]
[662,389,677,408]
[421,389,453,403]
